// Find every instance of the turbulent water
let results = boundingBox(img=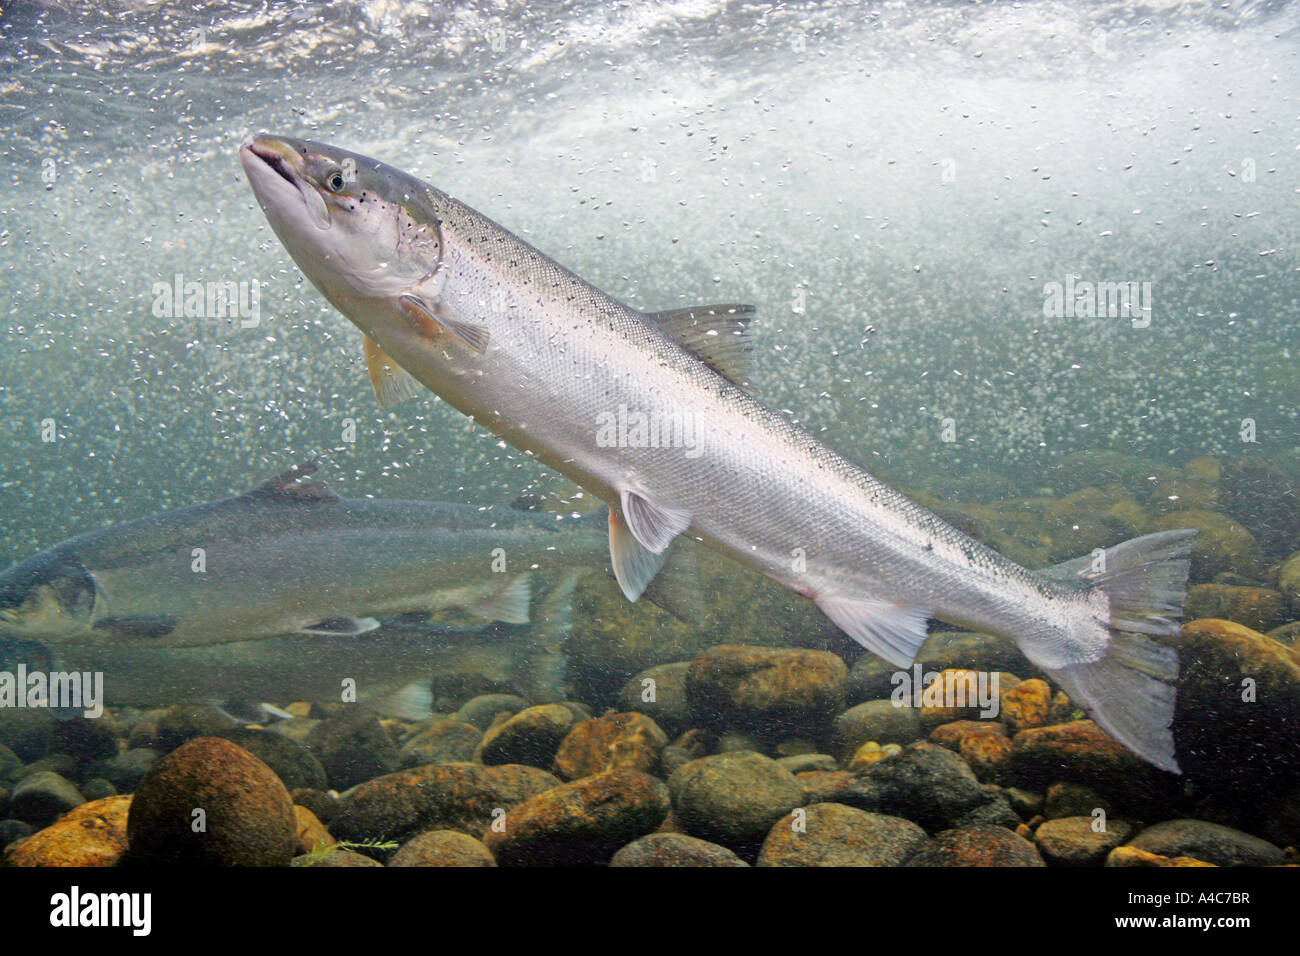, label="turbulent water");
[2,0,1296,555]
[1,0,1299,874]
